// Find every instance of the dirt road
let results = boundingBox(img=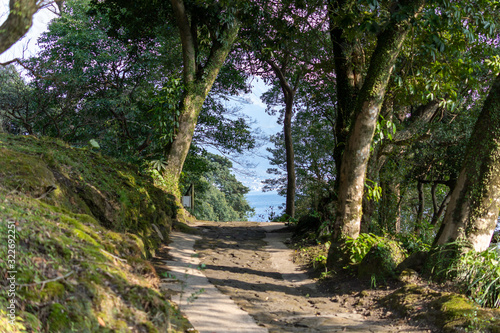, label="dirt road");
[161,221,434,333]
